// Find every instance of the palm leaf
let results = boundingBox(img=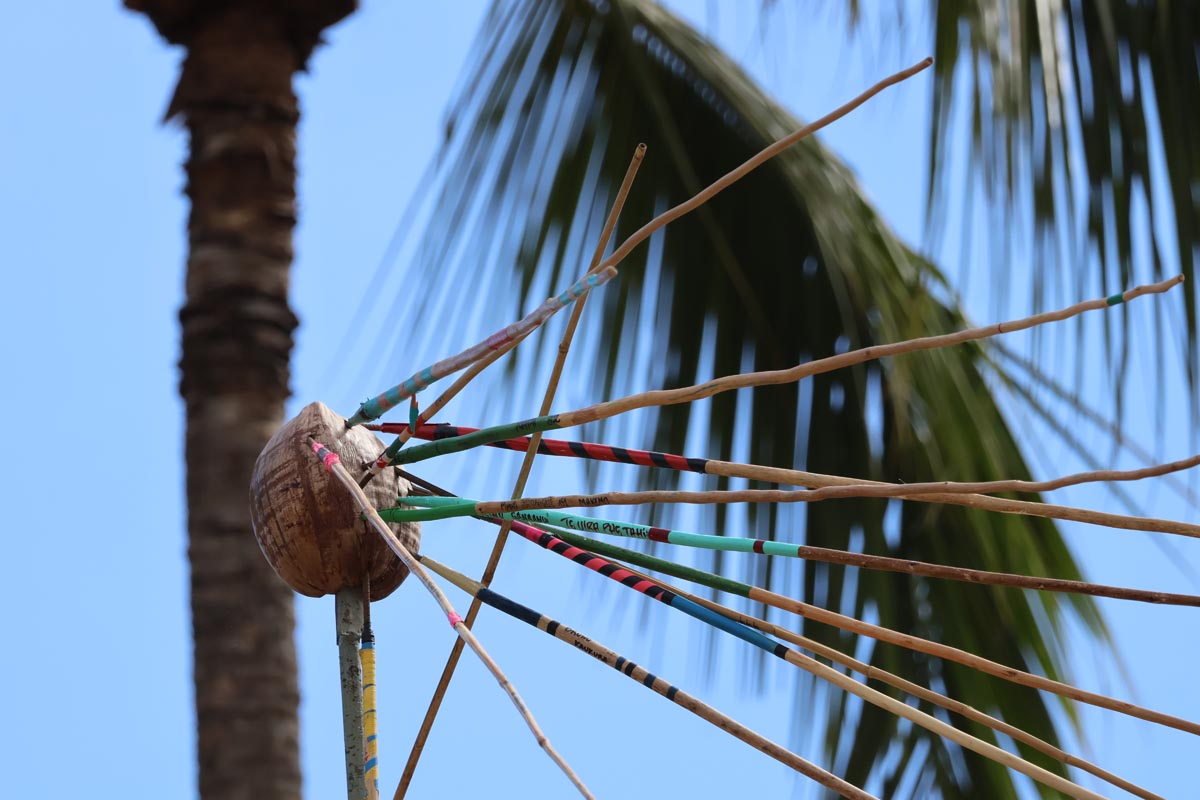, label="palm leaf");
[920,0,1199,410]
[364,0,1109,795]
